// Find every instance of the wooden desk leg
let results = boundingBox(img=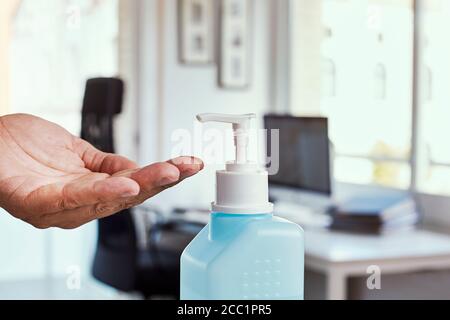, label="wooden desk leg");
[326,272,347,300]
